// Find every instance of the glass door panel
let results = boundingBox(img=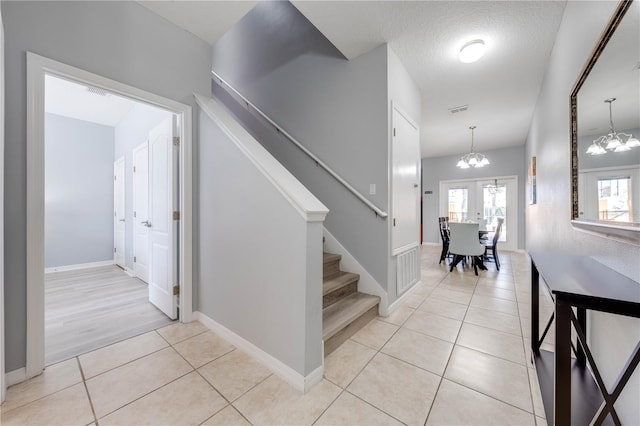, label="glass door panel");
[441,177,517,251]
[447,188,468,222]
[482,183,507,242]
